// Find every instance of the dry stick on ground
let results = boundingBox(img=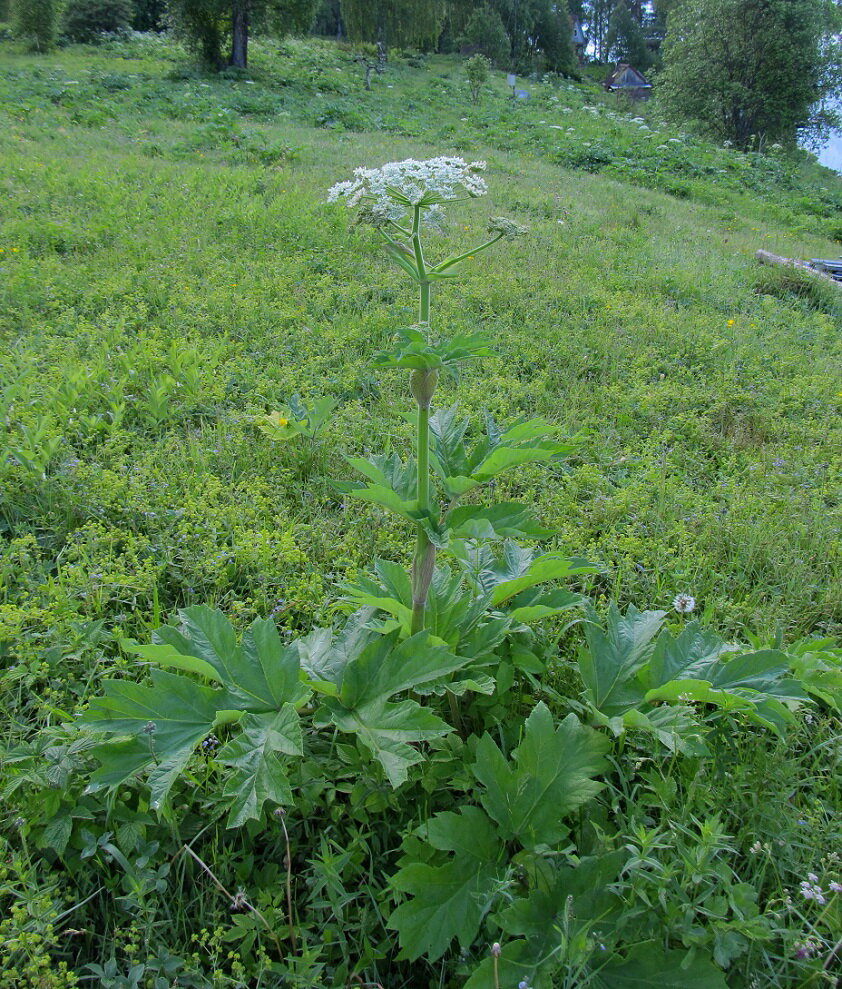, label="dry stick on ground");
[176,843,286,959]
[274,807,297,952]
